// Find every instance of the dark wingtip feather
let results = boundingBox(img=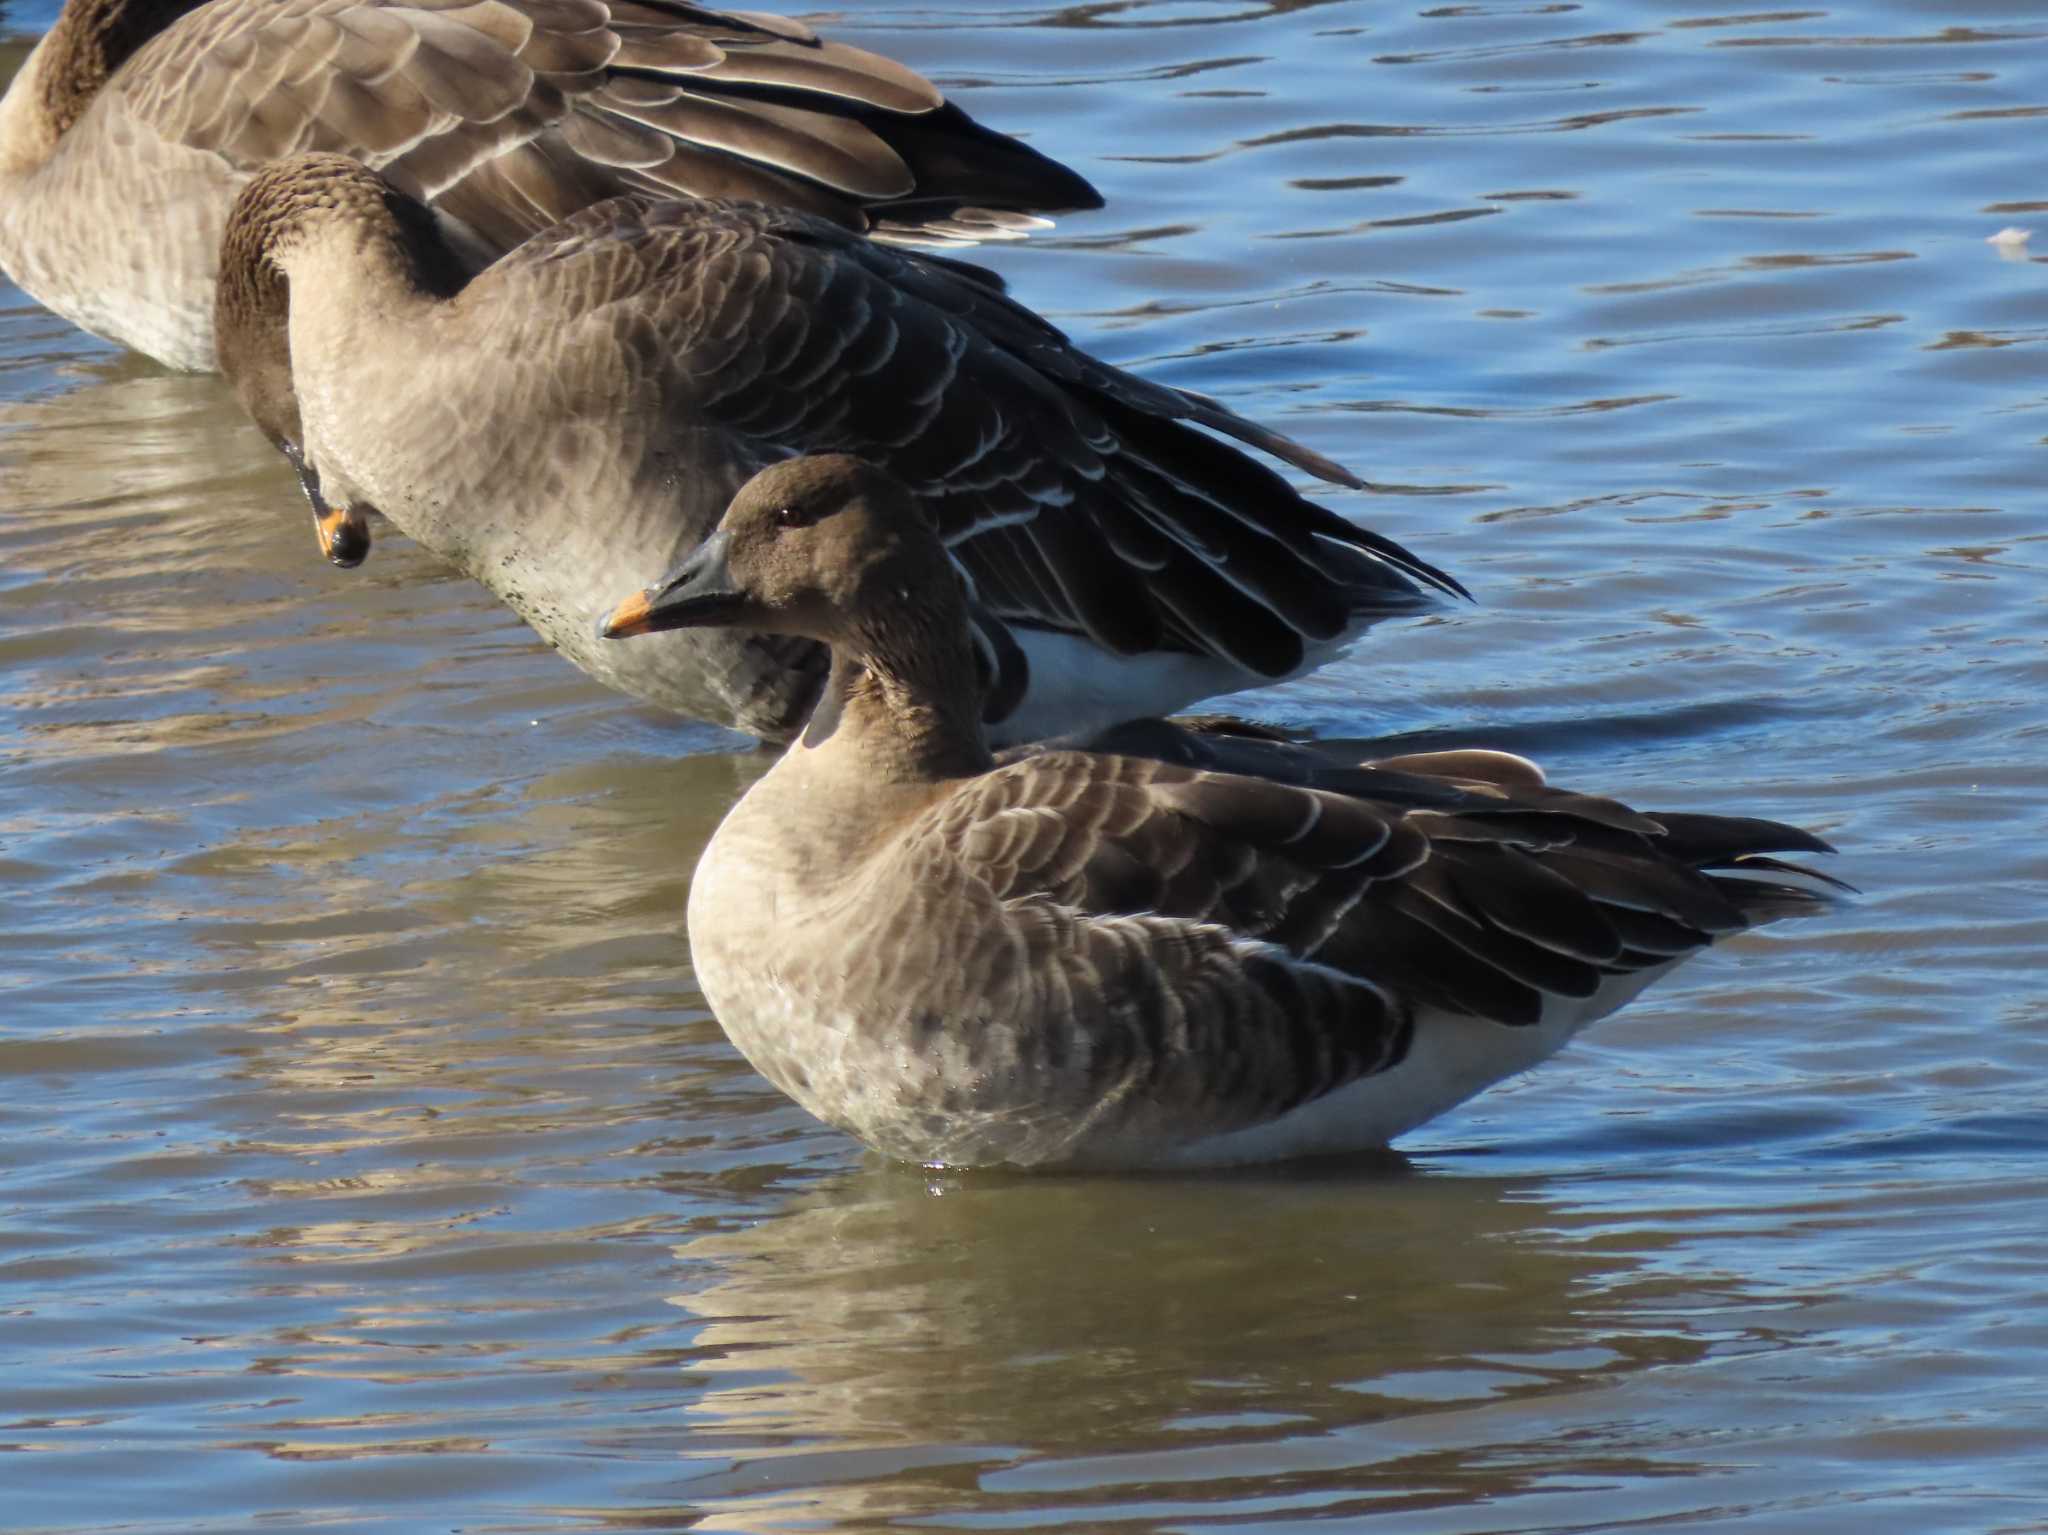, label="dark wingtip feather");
[1147,389,1468,605]
[1648,810,1839,862]
[859,100,1104,218]
[1087,395,1468,626]
[1727,854,1859,895]
[1317,525,1471,604]
[1171,386,1367,490]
